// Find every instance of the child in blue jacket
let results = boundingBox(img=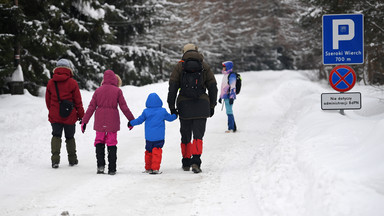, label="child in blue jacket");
[129,93,177,174]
